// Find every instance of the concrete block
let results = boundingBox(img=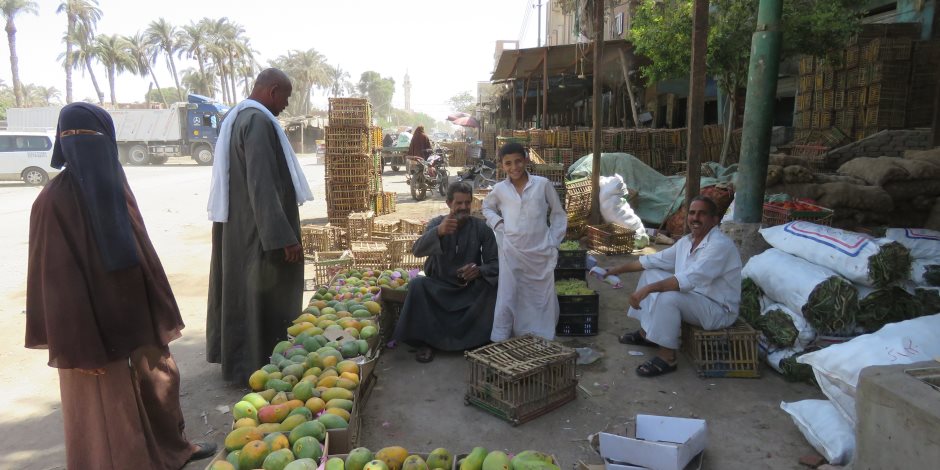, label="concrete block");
[855,361,940,470]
